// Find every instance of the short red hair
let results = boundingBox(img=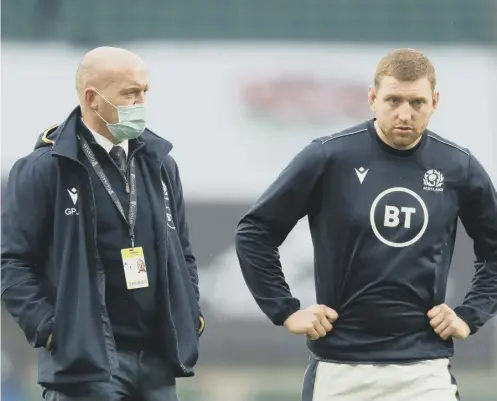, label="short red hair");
[374,48,437,91]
